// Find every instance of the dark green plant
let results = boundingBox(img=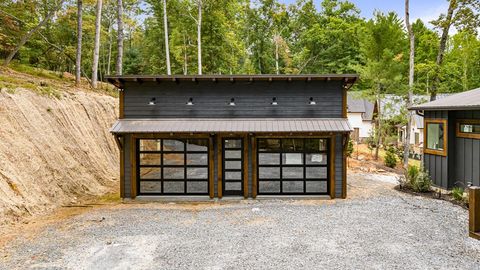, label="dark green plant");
[384,146,397,168]
[406,165,419,185]
[451,187,464,201]
[347,139,354,157]
[411,168,432,192]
